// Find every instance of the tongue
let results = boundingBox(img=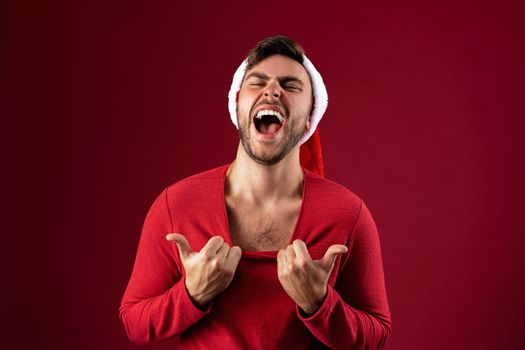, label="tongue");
[260,122,281,134]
